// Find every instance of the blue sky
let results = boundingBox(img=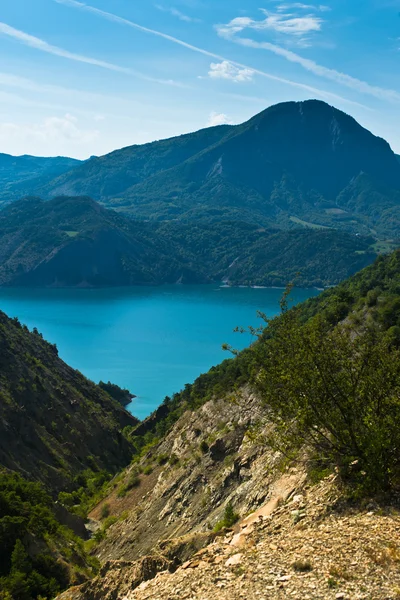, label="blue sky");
[0,0,399,158]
